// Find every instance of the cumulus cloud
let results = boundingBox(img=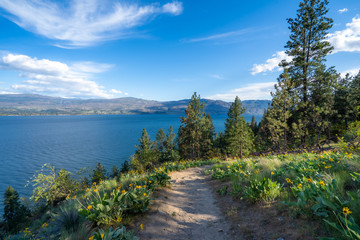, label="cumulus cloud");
[0,53,119,98]
[327,17,360,53]
[206,82,276,101]
[0,0,183,47]
[340,67,360,77]
[338,8,348,13]
[251,51,292,75]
